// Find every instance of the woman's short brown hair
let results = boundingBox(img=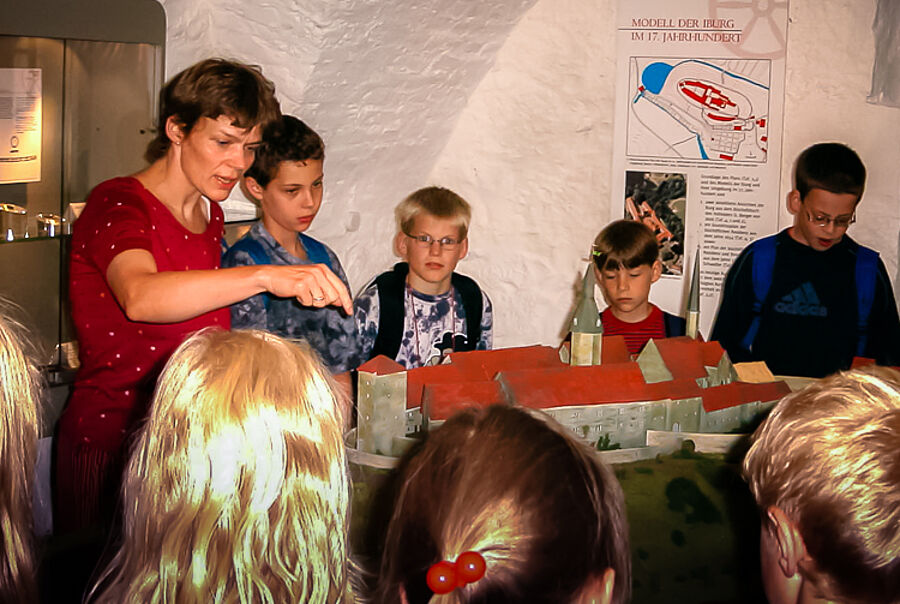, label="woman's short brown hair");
[374,405,631,604]
[144,58,281,163]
